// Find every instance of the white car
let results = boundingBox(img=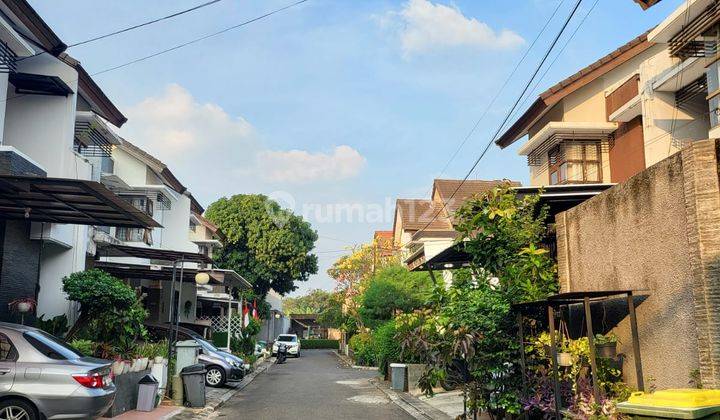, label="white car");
[272,334,301,357]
